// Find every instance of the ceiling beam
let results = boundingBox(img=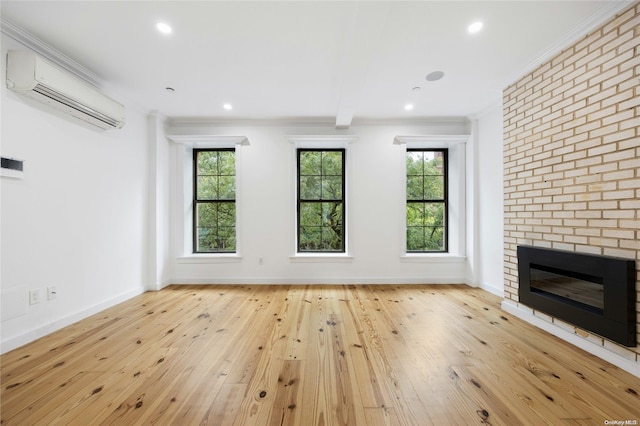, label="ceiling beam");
[334,3,393,129]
